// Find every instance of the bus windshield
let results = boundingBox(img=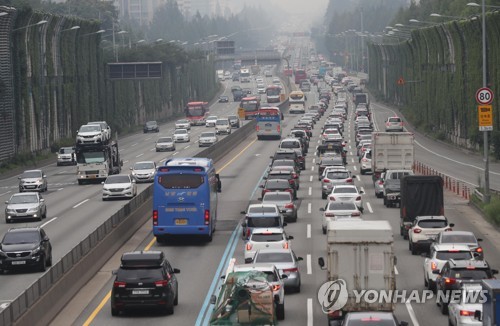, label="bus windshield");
[76,152,105,164]
[158,174,204,189]
[266,87,281,96]
[186,106,205,117]
[241,100,259,111]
